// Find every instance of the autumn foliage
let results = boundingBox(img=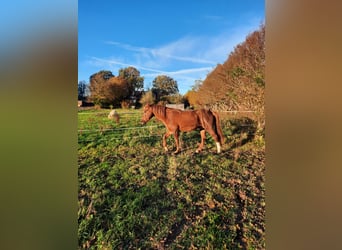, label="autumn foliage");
[151,75,179,103]
[89,70,128,108]
[186,24,265,129]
